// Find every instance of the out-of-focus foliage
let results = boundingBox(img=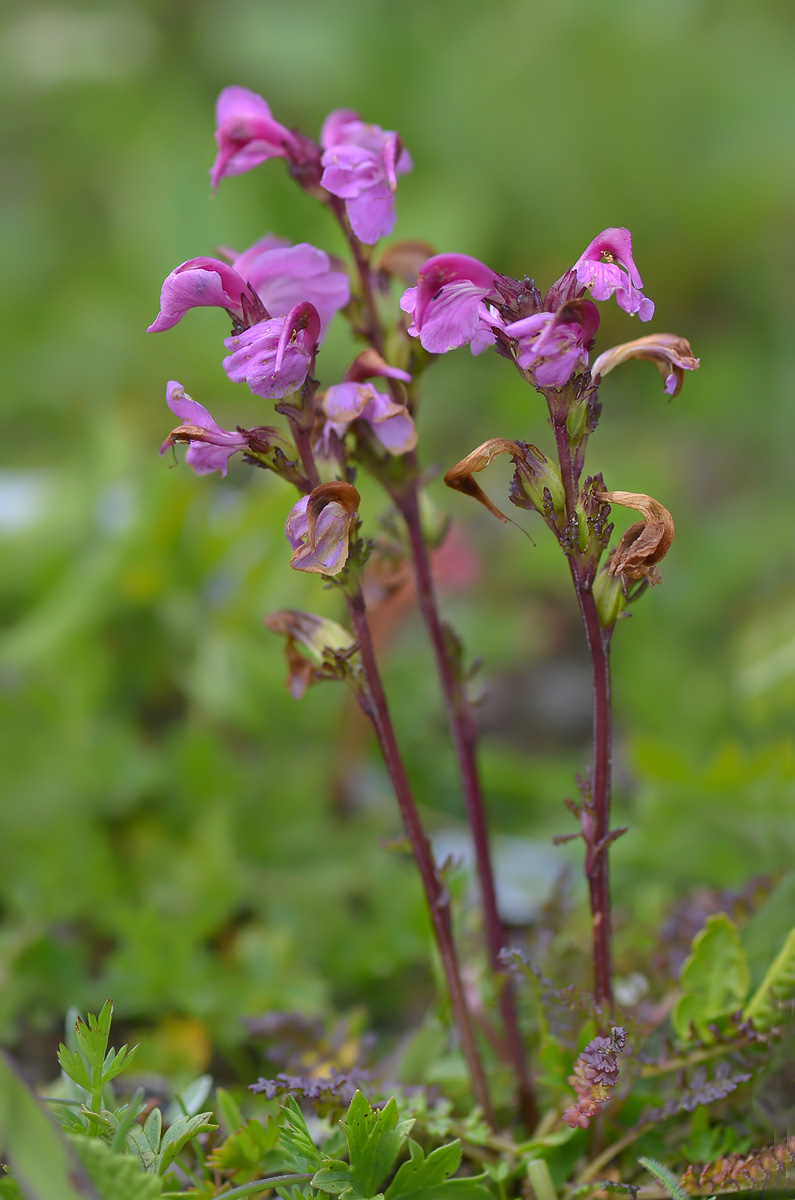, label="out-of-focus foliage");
[1,0,795,1064]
